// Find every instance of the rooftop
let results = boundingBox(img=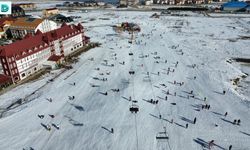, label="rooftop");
[0,23,84,59]
[10,17,43,29]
